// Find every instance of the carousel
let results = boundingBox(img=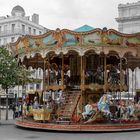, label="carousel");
[10,27,140,132]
